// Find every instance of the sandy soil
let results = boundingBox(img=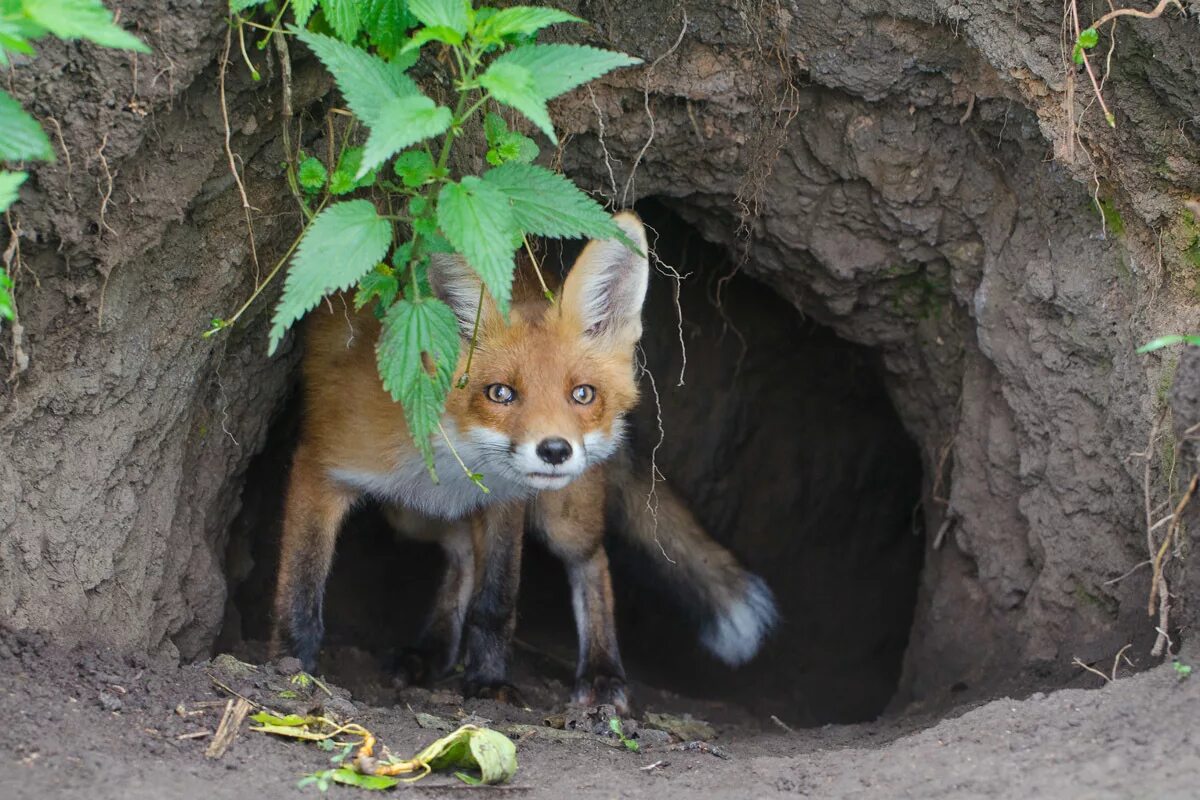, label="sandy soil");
[1,627,1196,800]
